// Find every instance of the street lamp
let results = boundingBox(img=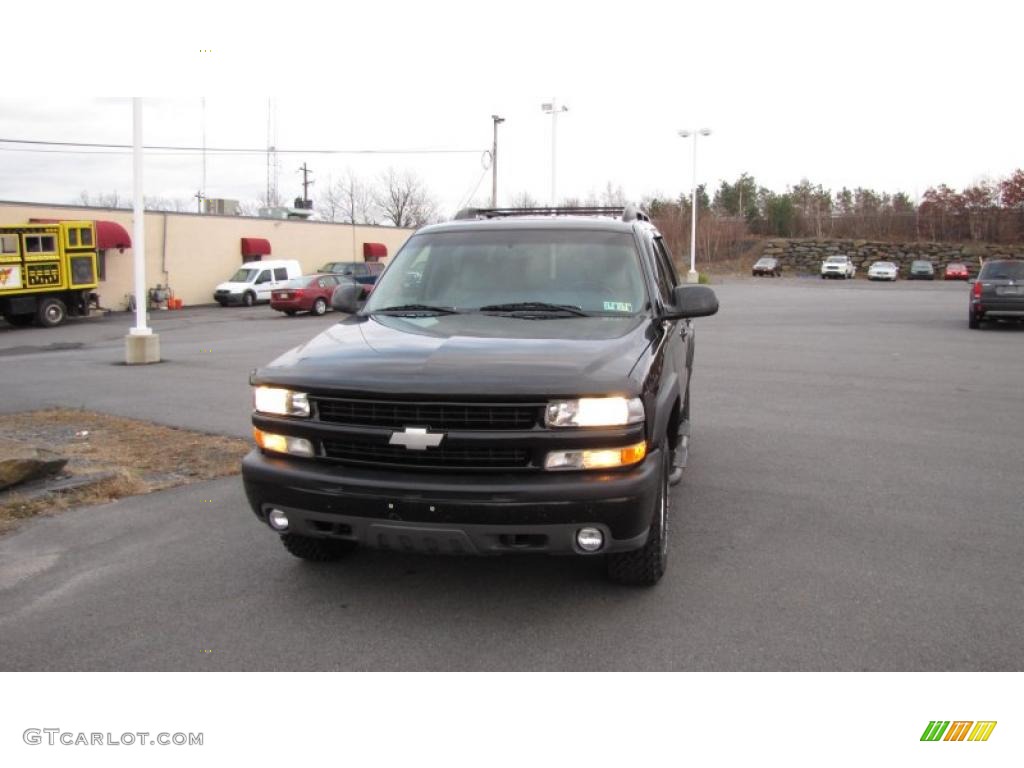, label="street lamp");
[541,100,568,205]
[678,128,712,283]
[491,114,505,208]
